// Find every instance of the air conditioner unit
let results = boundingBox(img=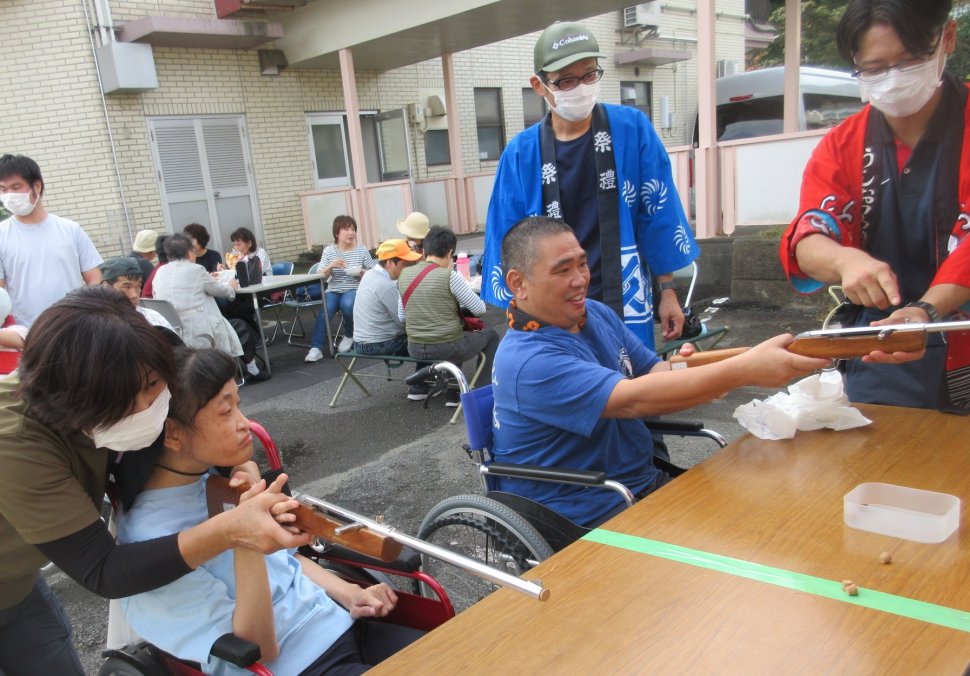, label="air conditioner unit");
[623,2,661,29]
[716,59,739,78]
